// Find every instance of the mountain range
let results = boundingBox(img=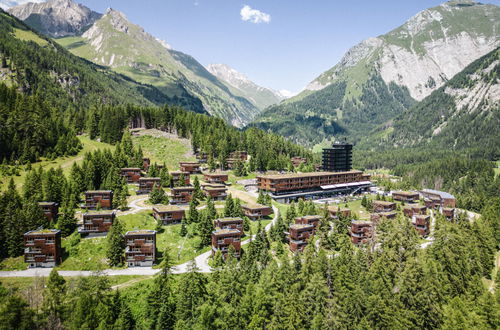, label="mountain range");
[7,0,286,127]
[253,0,499,147]
[3,0,500,152]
